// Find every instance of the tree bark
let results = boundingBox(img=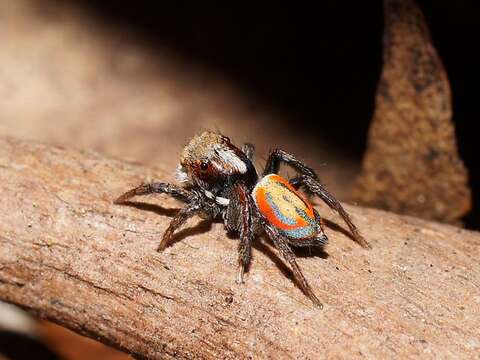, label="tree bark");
[0,137,479,359]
